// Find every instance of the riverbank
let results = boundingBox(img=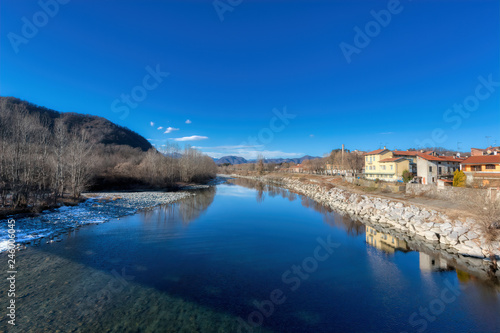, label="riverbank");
[228,173,500,274]
[0,191,195,252]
